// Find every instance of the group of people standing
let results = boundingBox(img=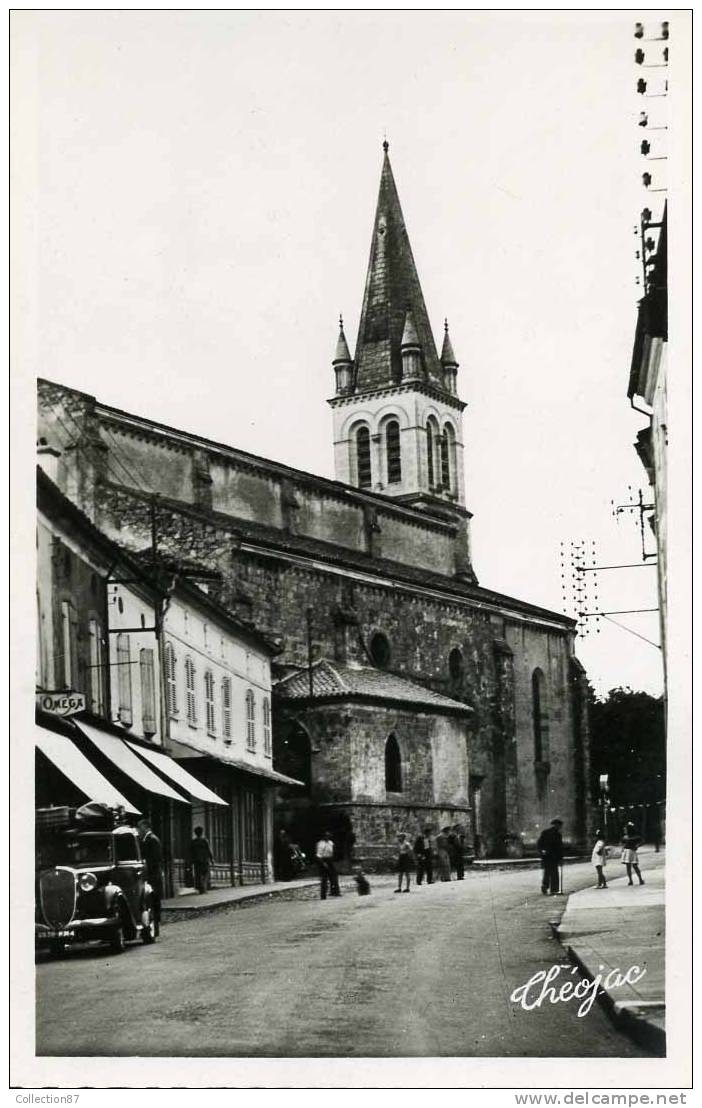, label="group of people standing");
[591,822,646,889]
[395,825,466,892]
[538,816,648,895]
